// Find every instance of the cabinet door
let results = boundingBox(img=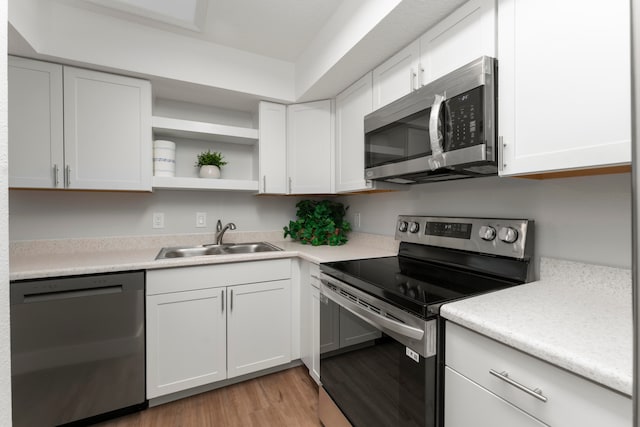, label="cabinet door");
[63,66,152,190]
[445,367,546,427]
[227,279,292,378]
[372,40,420,110]
[310,285,321,384]
[498,0,630,176]
[8,56,64,189]
[419,0,495,86]
[299,262,312,371]
[146,287,227,398]
[287,100,333,194]
[335,72,373,193]
[258,101,288,194]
